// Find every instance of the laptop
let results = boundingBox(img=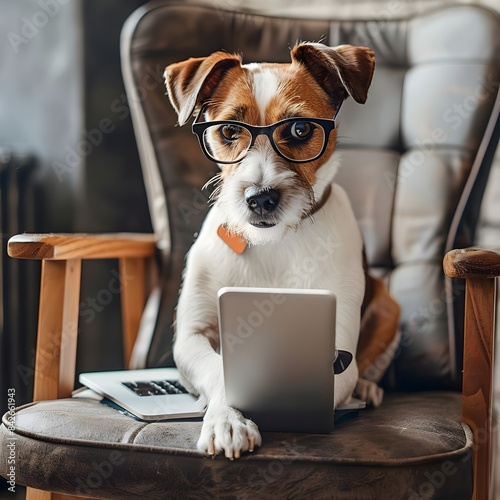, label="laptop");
[79,287,364,428]
[79,367,206,421]
[218,287,364,433]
